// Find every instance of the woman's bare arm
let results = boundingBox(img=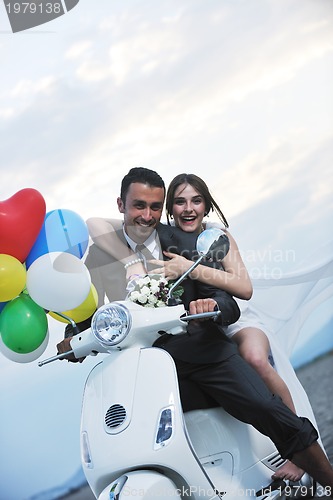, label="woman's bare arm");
[86,217,146,278]
[152,231,253,300]
[87,218,252,300]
